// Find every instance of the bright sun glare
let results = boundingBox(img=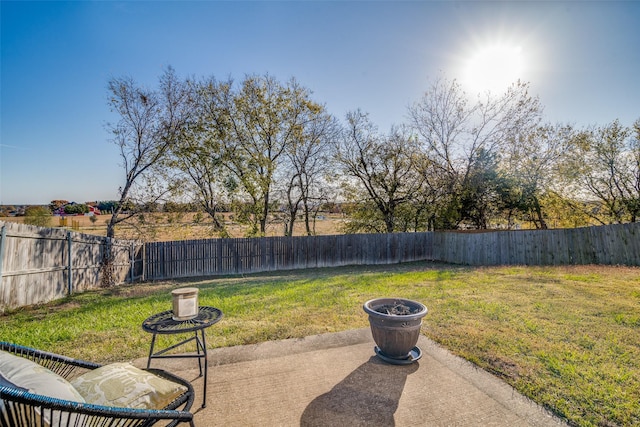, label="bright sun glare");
[463,43,525,94]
